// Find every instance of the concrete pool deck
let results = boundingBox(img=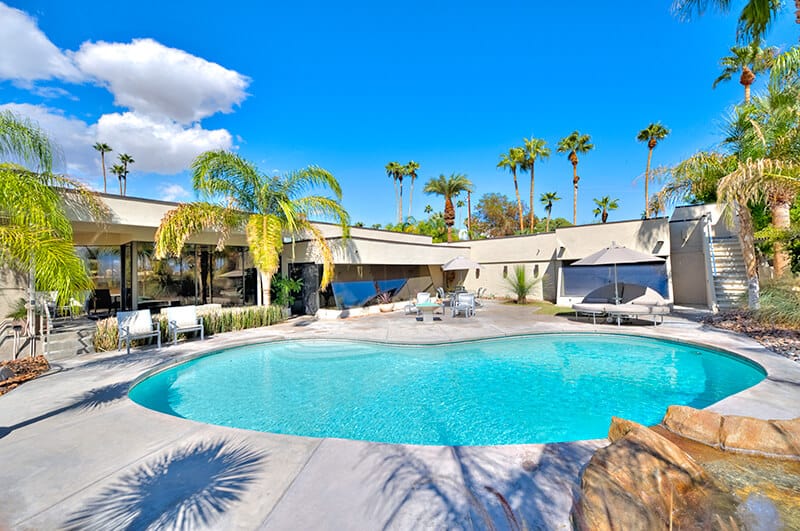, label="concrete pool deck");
[1,302,799,529]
